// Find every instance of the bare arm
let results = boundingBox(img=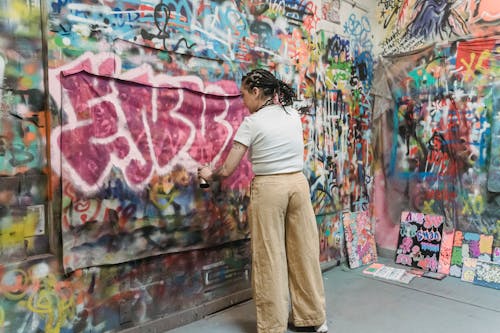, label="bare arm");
[198,141,248,181]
